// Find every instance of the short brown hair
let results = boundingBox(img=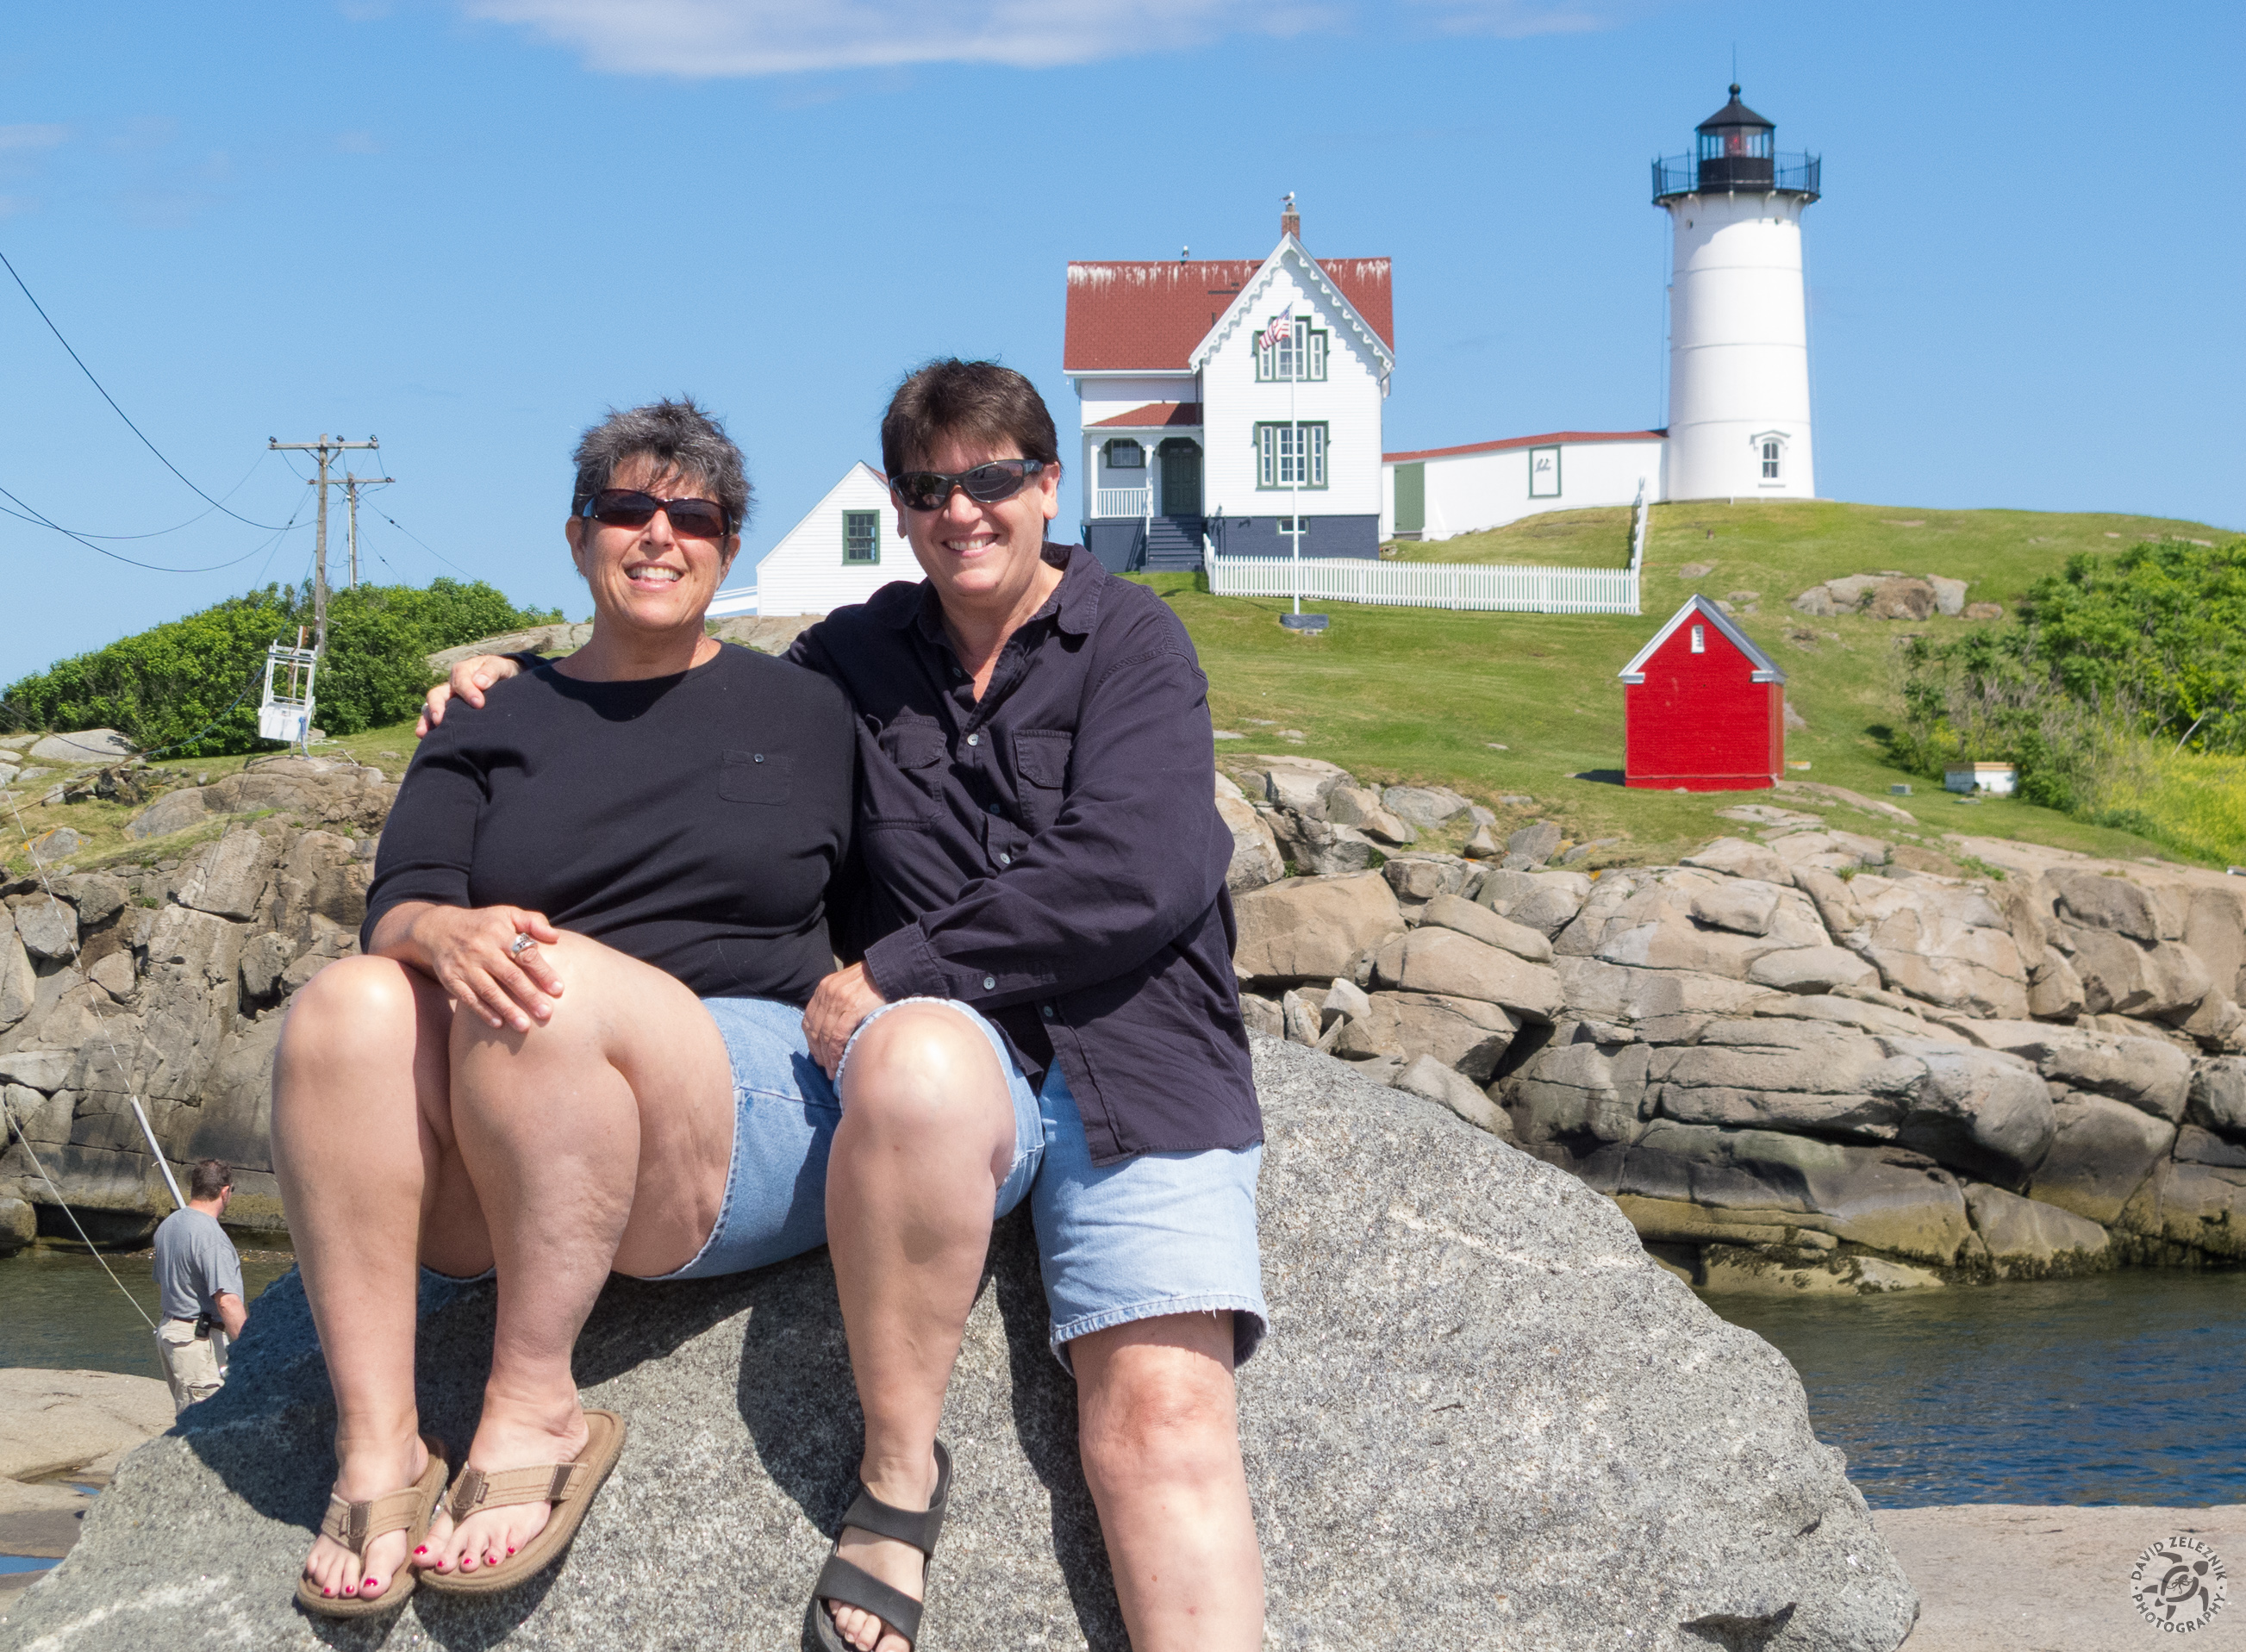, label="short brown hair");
[880,359,1060,480]
[190,1159,232,1201]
